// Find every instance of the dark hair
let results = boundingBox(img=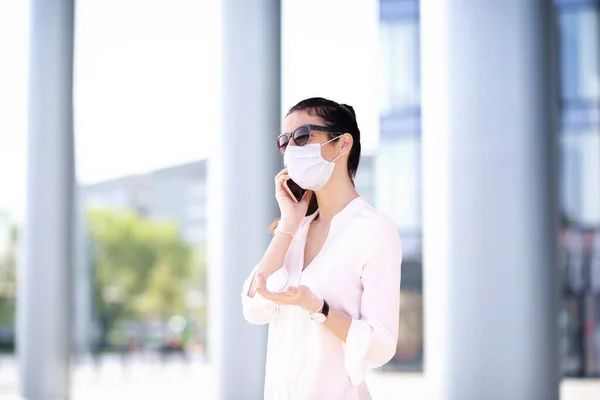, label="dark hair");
[270,97,362,232]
